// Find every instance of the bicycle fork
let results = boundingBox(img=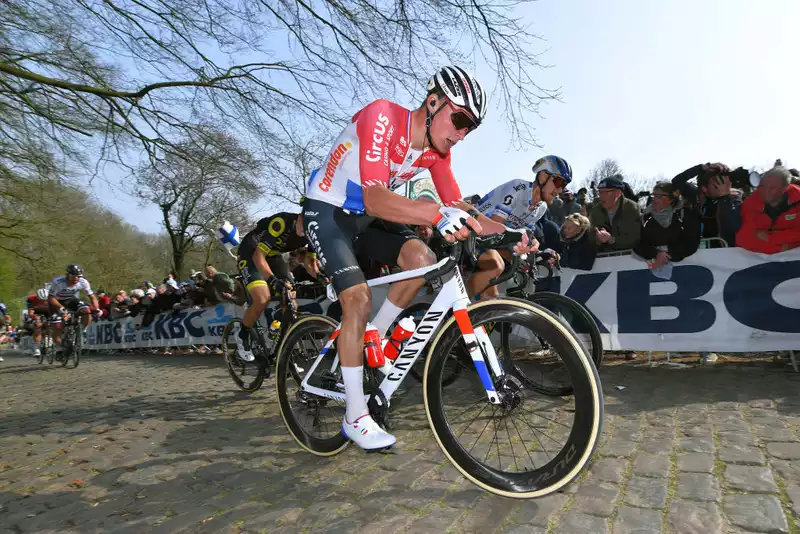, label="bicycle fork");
[452,299,504,405]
